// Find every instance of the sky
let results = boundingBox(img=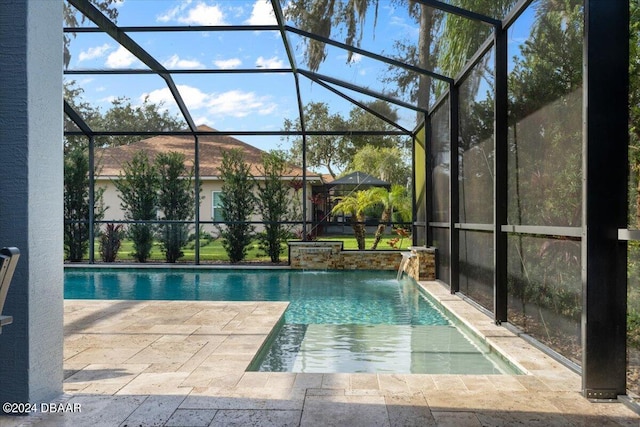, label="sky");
[65,0,534,156]
[65,0,427,154]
